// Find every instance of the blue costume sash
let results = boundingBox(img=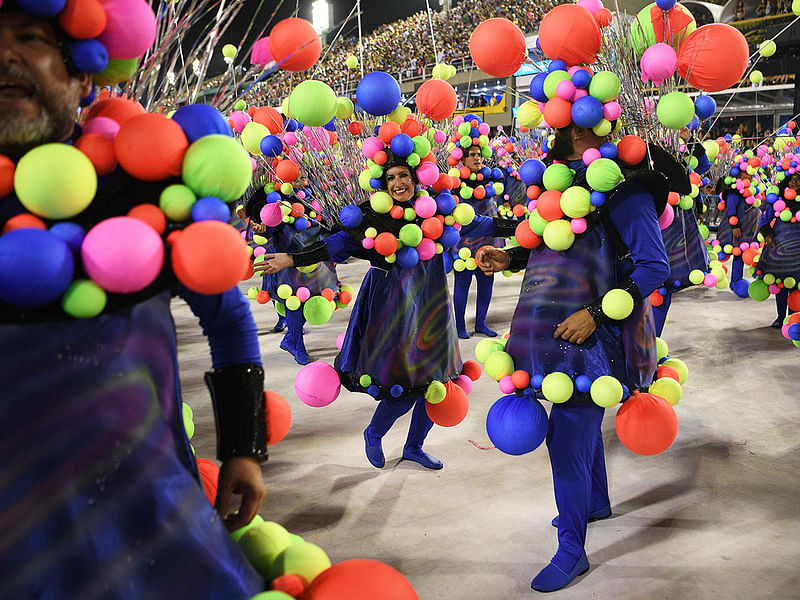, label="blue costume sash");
[661,207,709,290]
[758,220,800,280]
